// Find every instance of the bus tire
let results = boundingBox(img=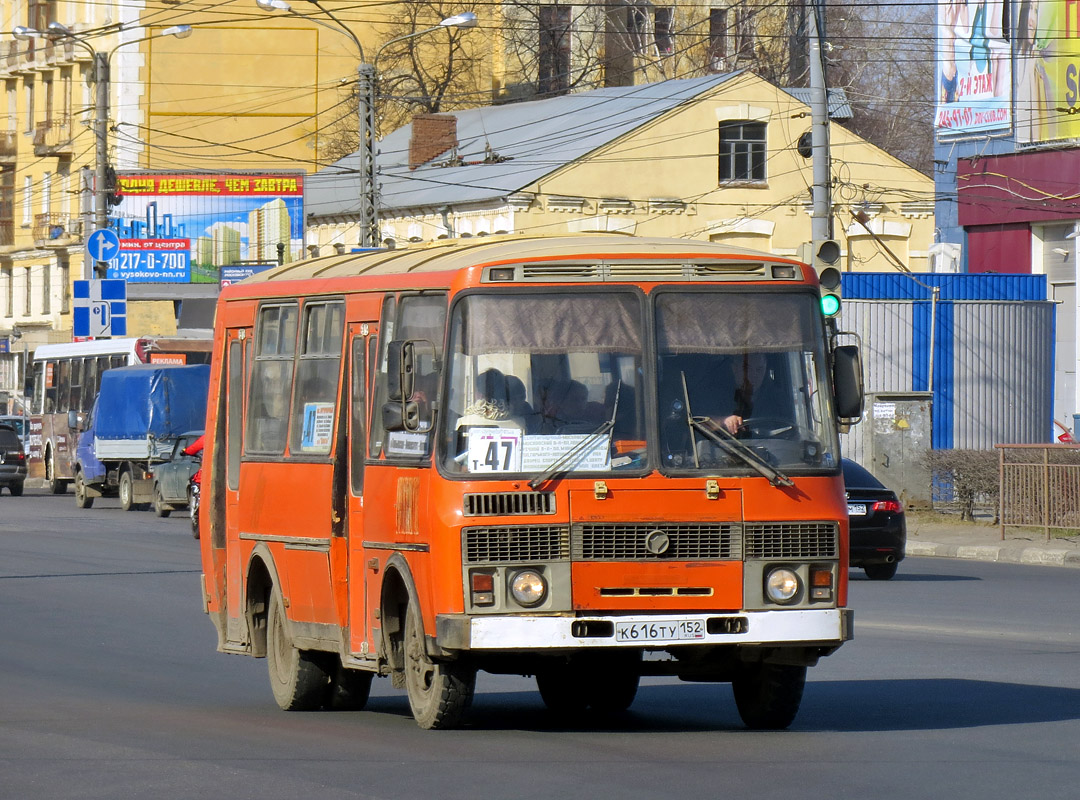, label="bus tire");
[119,470,135,511]
[153,484,172,518]
[74,470,94,509]
[731,663,806,730]
[46,450,67,494]
[403,602,474,729]
[587,655,641,714]
[266,585,330,711]
[328,663,373,711]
